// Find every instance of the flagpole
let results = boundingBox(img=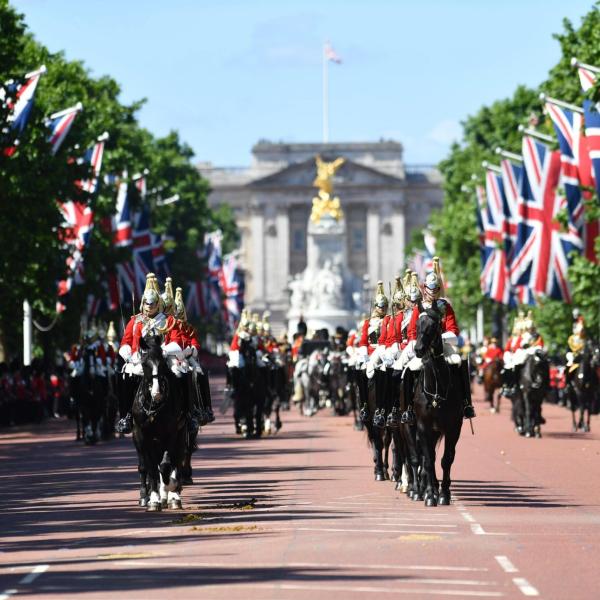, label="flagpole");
[322,42,329,144]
